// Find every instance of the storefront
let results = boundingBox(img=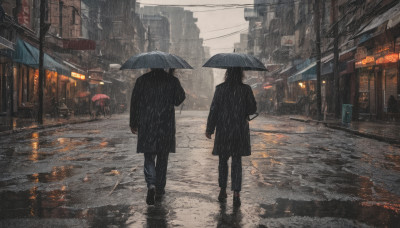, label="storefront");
[12,38,72,117]
[355,39,400,119]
